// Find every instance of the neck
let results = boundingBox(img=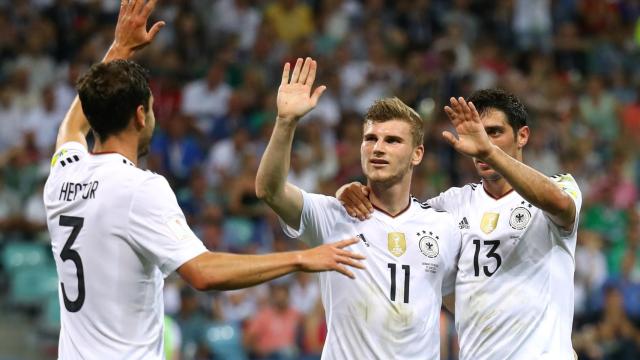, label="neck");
[482,176,513,199]
[367,176,412,217]
[93,133,139,165]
